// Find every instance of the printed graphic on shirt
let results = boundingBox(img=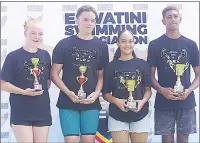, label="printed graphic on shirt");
[161,48,189,73]
[69,46,98,88]
[114,69,142,91]
[161,48,190,93]
[69,46,97,67]
[18,57,49,84]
